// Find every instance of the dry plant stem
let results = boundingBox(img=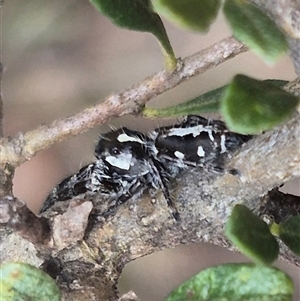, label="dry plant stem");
[250,0,300,76]
[257,188,300,223]
[250,0,300,39]
[1,112,299,300]
[0,196,51,244]
[33,112,298,300]
[0,37,247,167]
[0,63,3,138]
[0,65,13,196]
